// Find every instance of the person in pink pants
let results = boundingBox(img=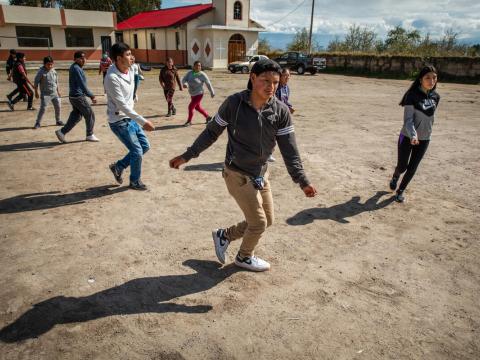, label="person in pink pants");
[181,61,215,126]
